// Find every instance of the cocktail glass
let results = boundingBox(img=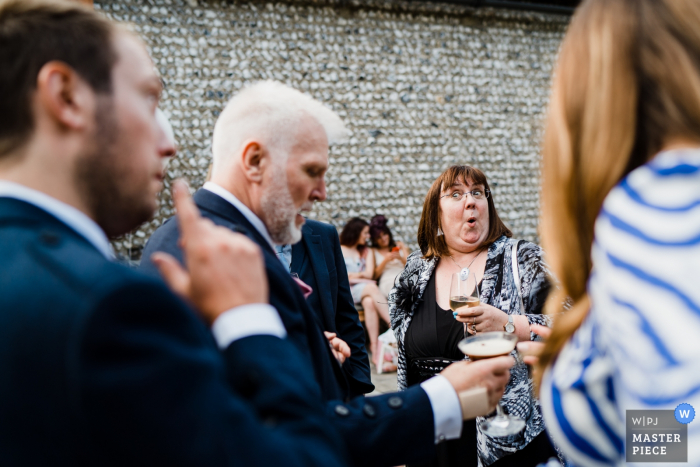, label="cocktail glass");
[457,331,525,437]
